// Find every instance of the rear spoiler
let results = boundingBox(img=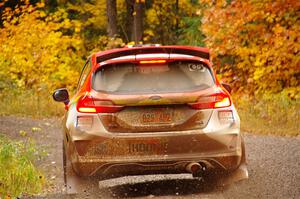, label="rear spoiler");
[95,46,210,63]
